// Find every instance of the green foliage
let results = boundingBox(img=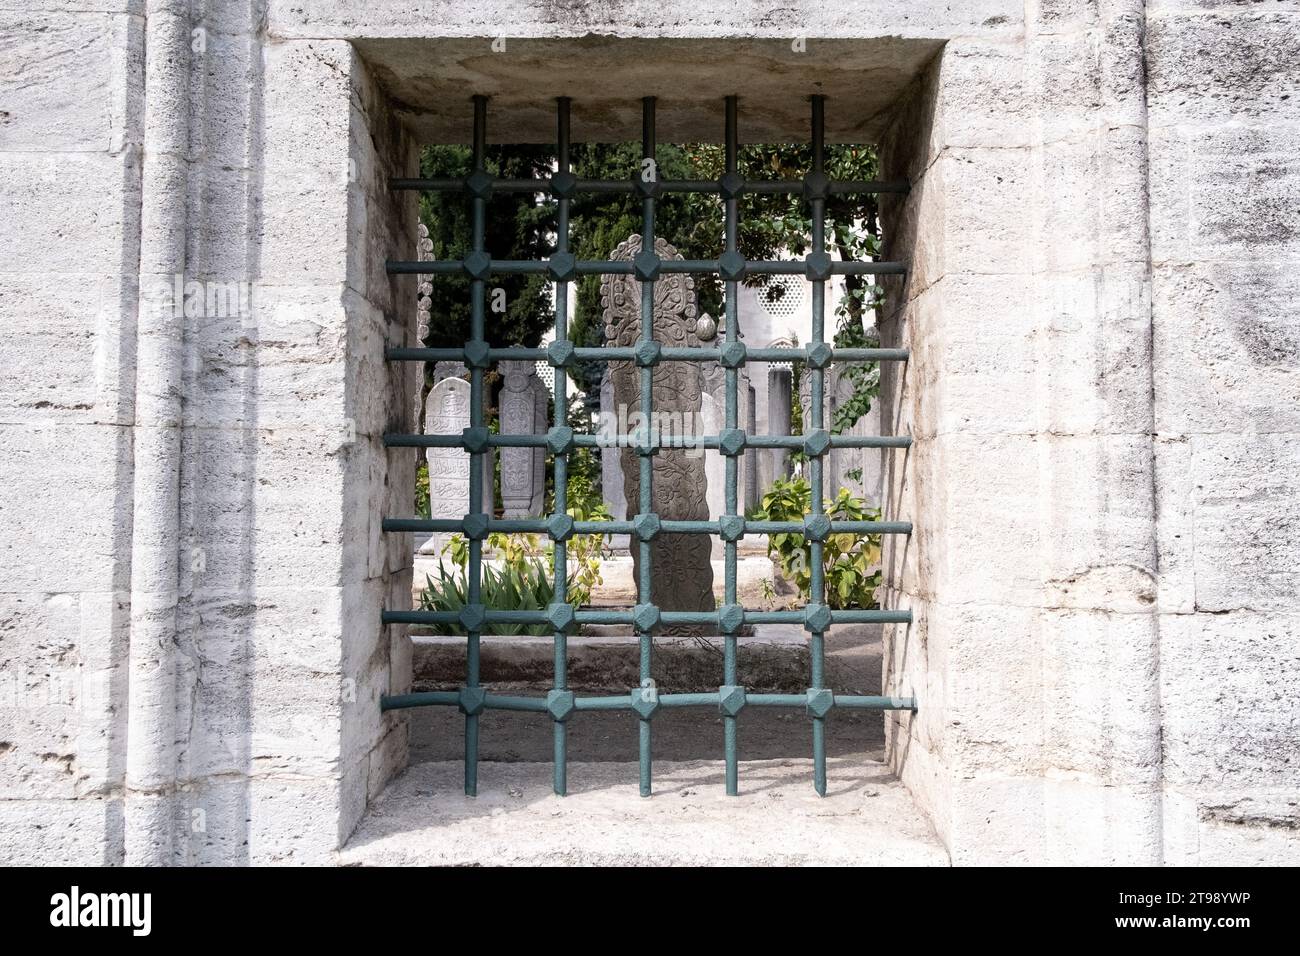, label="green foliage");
[419,145,556,350]
[414,461,431,518]
[831,319,882,437]
[685,143,885,435]
[682,143,880,268]
[566,143,726,404]
[418,555,554,636]
[421,504,613,634]
[557,500,613,609]
[752,477,883,610]
[544,399,605,517]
